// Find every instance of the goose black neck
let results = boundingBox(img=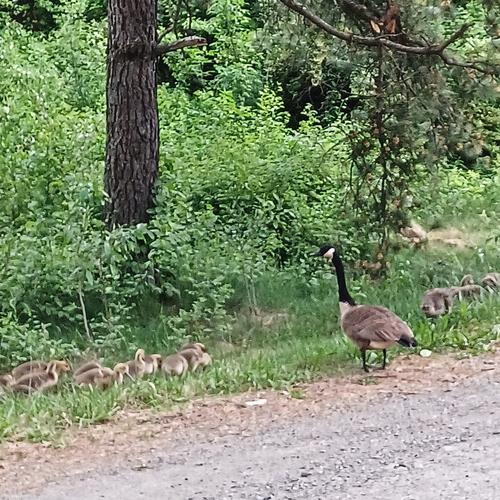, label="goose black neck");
[331,253,356,306]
